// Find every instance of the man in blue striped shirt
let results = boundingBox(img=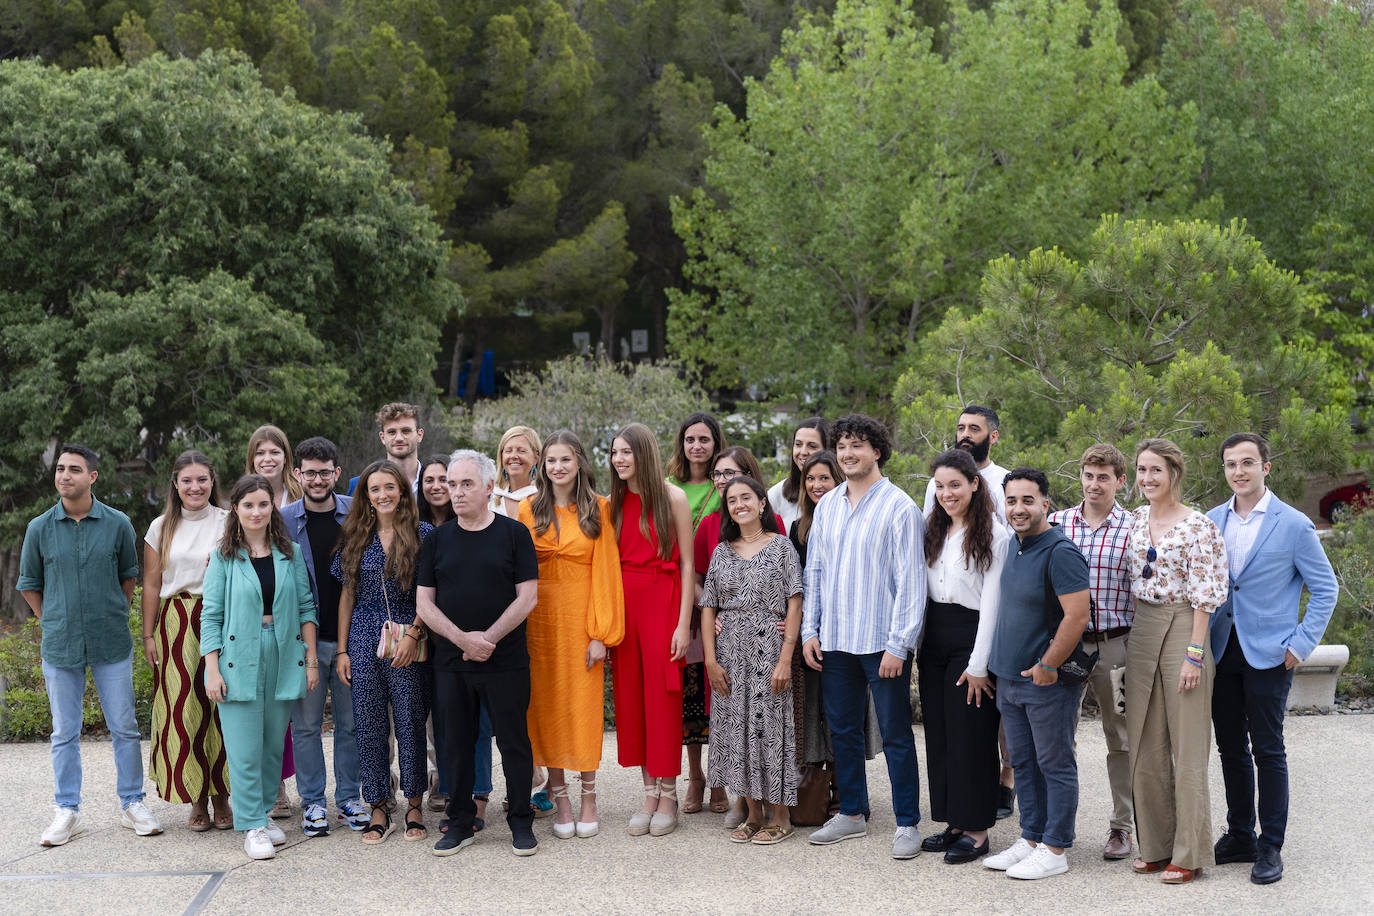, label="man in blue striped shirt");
[802,414,927,859]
